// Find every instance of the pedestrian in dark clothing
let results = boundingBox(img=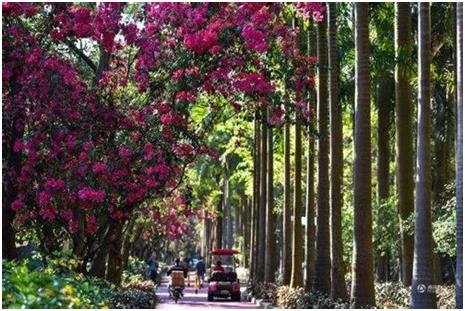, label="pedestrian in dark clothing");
[195,256,206,287]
